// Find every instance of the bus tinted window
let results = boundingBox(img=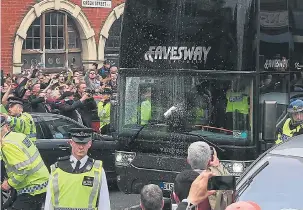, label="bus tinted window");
[120,0,257,71]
